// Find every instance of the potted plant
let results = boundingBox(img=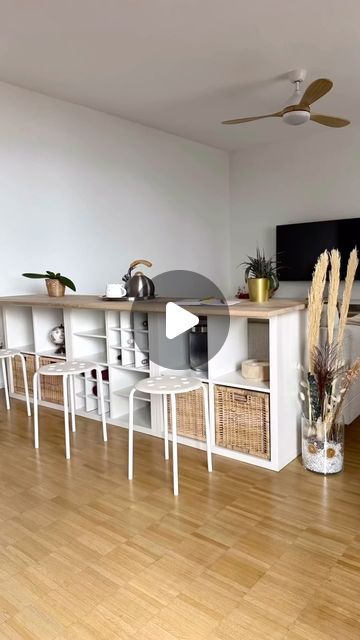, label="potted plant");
[22,271,76,297]
[241,248,279,302]
[300,248,360,474]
